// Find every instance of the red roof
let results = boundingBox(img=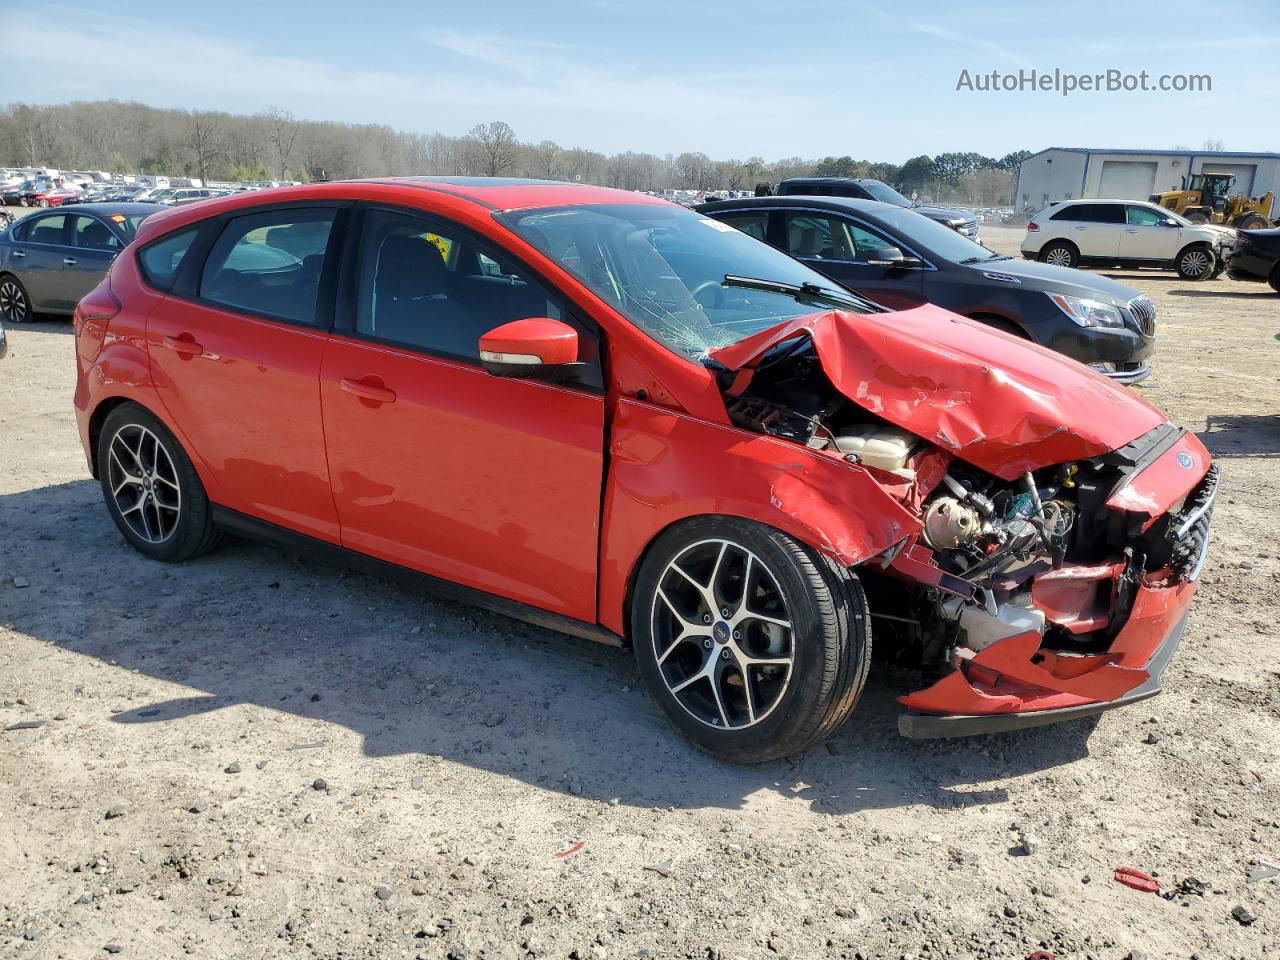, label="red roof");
[367,177,667,211]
